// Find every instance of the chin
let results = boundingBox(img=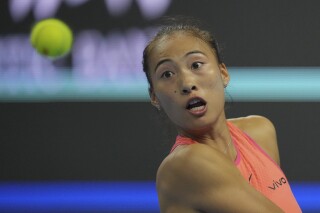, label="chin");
[182,120,214,134]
